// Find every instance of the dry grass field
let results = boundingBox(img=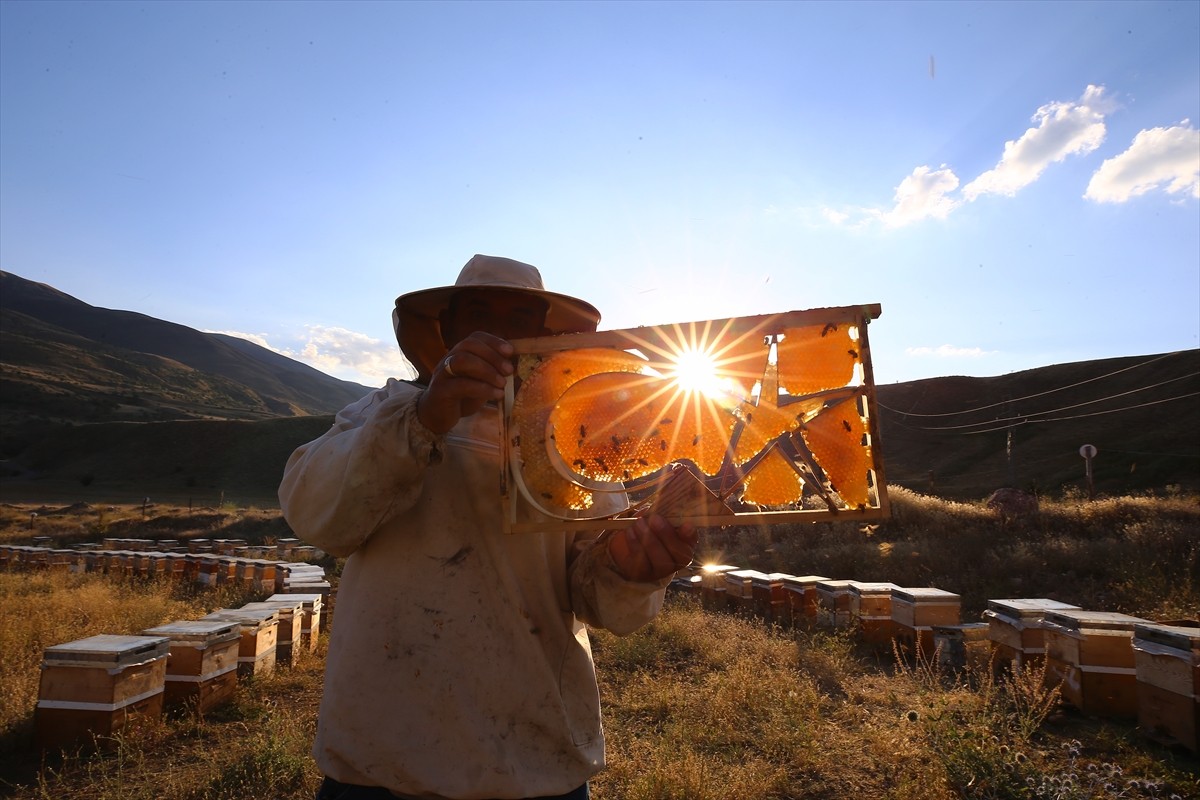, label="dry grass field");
[1,488,1197,799]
